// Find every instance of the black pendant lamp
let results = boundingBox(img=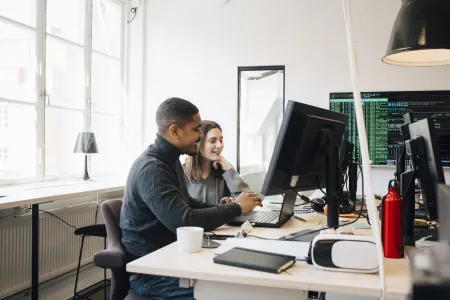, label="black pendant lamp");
[383,0,450,66]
